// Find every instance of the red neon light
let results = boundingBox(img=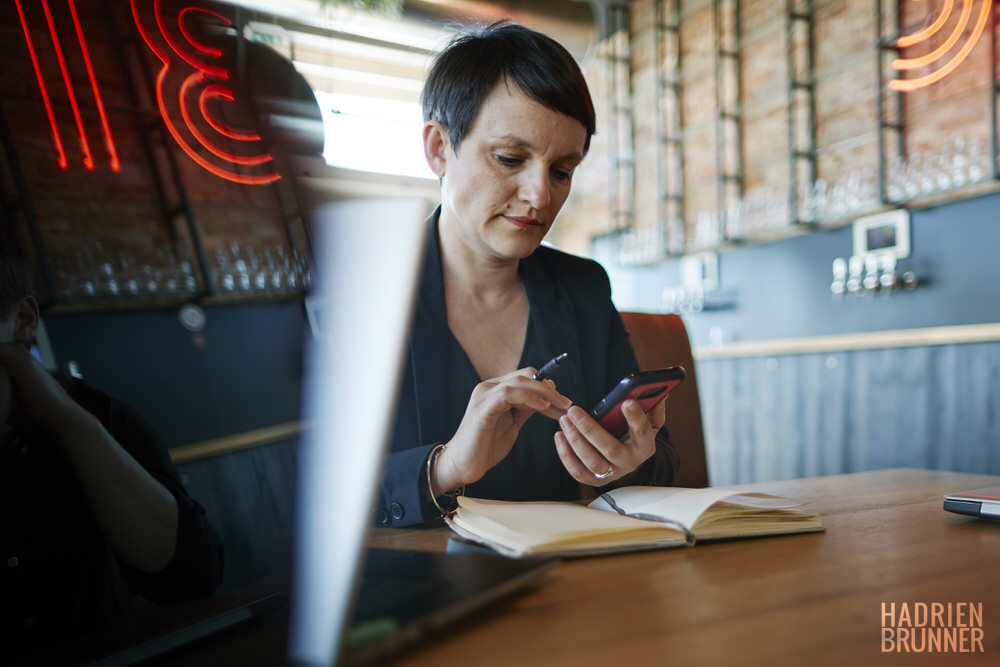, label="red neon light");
[154,0,227,79]
[68,0,120,172]
[130,0,280,185]
[180,73,272,166]
[200,85,262,141]
[154,67,280,185]
[41,0,94,170]
[890,0,992,91]
[179,7,225,57]
[15,0,67,169]
[131,0,168,62]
